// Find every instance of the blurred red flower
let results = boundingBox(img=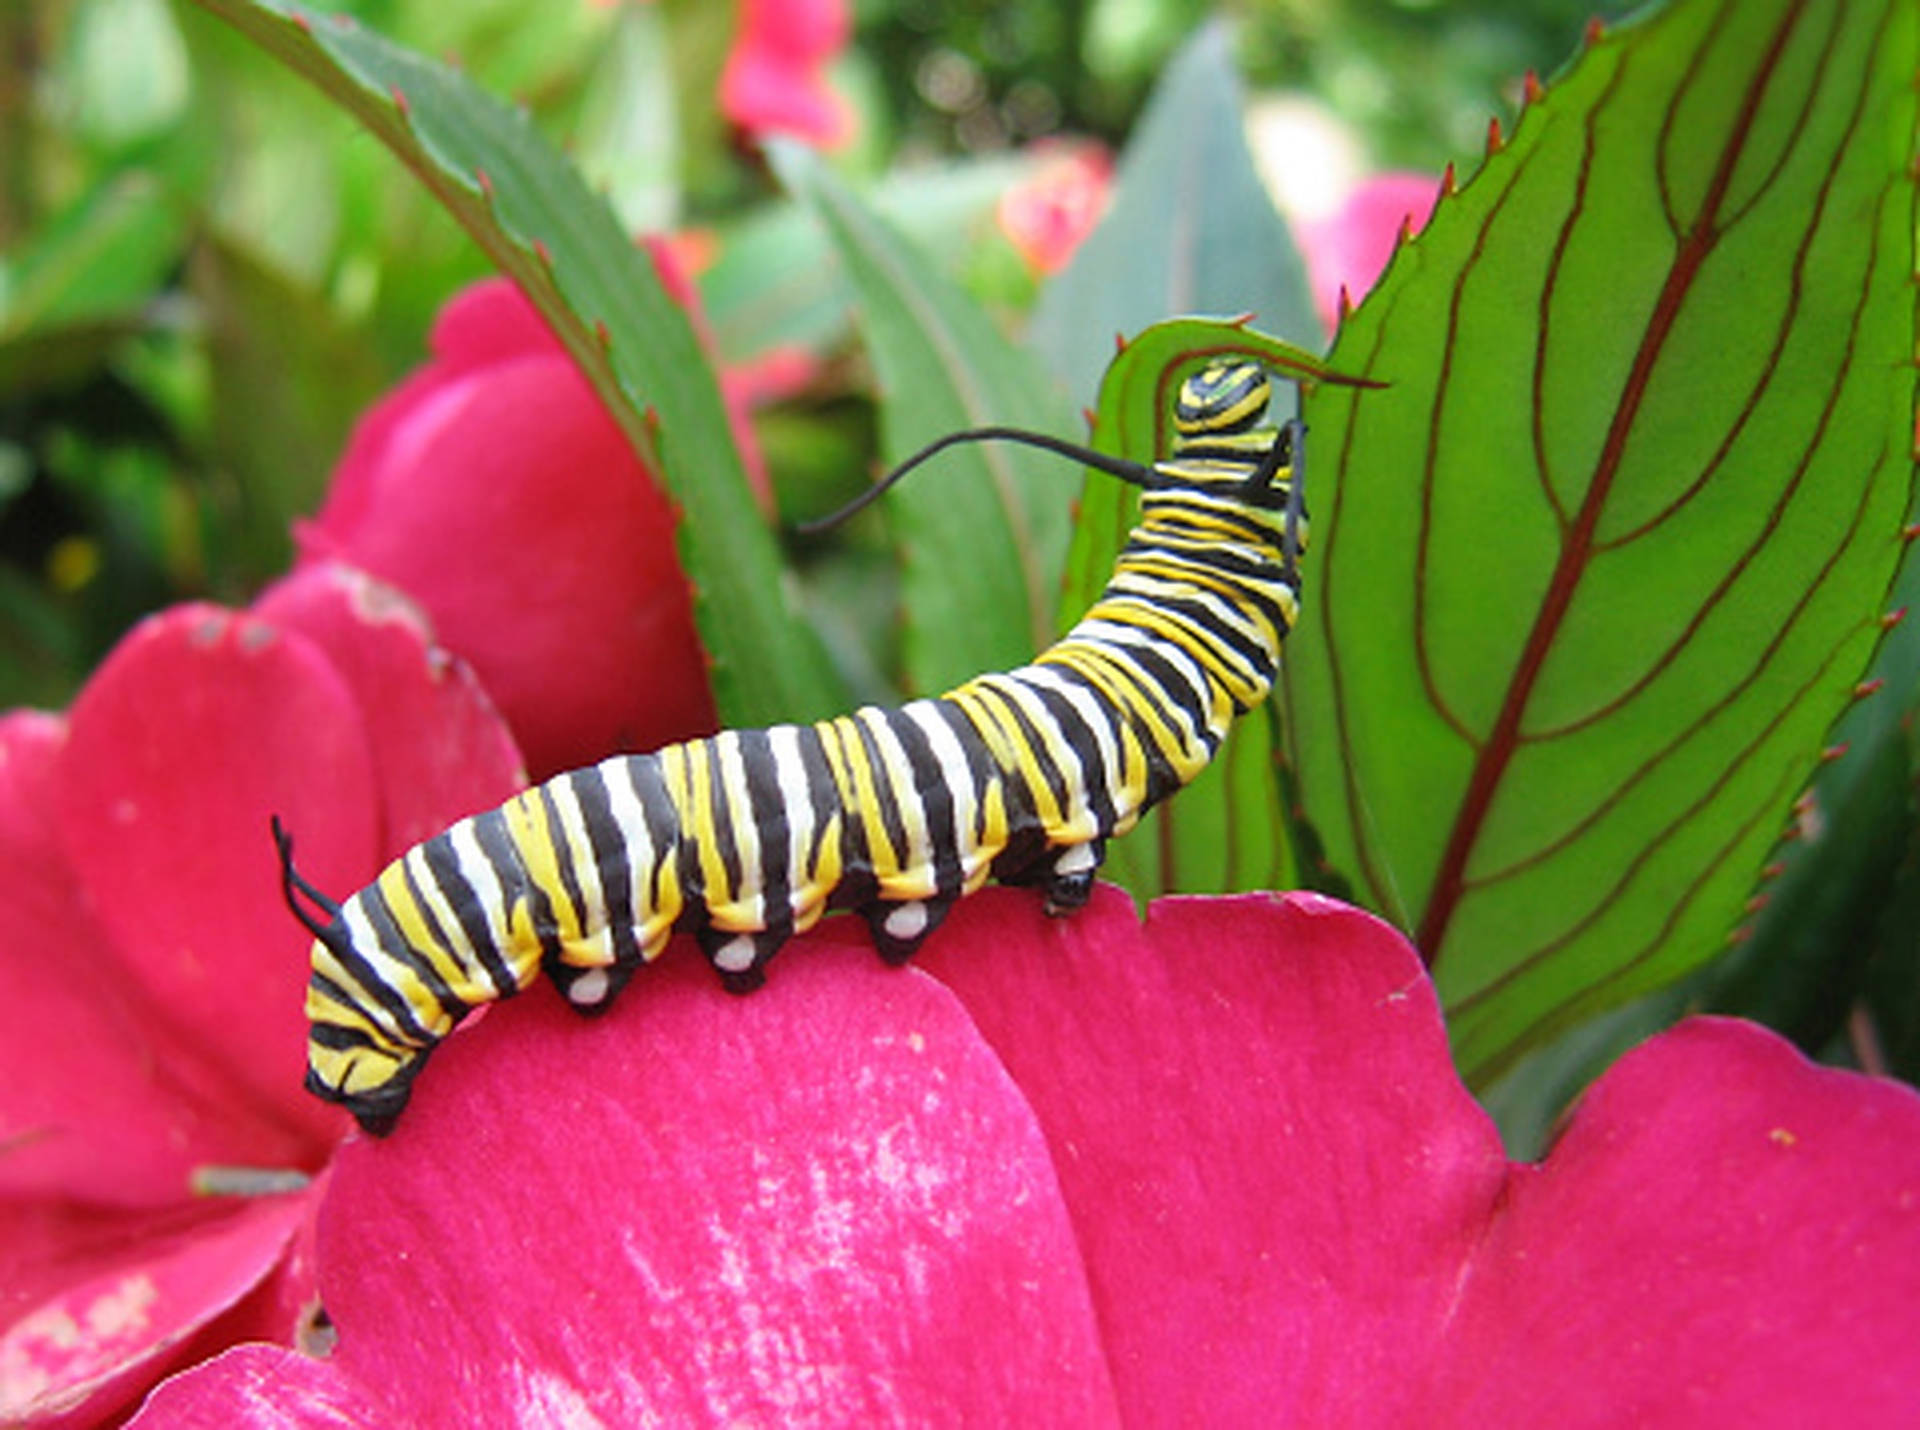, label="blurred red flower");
[1293,171,1441,332]
[296,276,720,783]
[720,0,852,148]
[128,889,1920,1426]
[0,567,524,1426]
[997,140,1114,276]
